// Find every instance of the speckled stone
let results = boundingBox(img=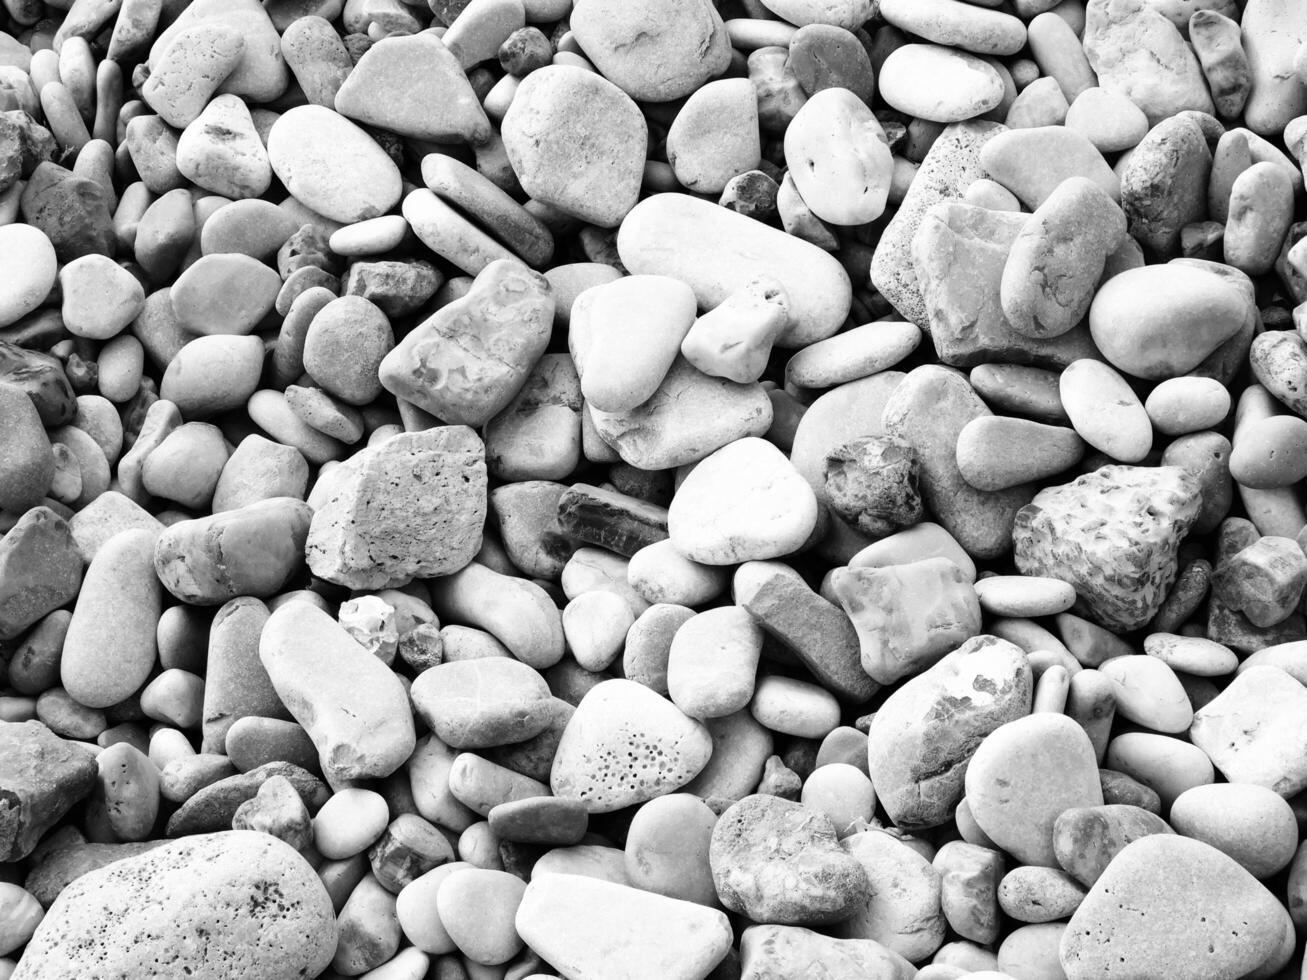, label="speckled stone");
[1013,465,1202,631]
